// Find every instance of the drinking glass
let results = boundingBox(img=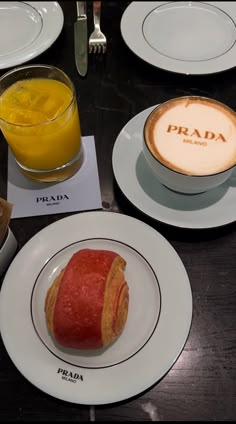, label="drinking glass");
[0,64,83,183]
